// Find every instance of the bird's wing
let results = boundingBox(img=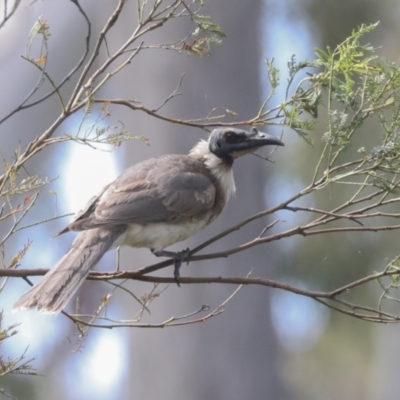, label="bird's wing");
[95,173,216,224]
[77,156,217,228]
[57,183,112,235]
